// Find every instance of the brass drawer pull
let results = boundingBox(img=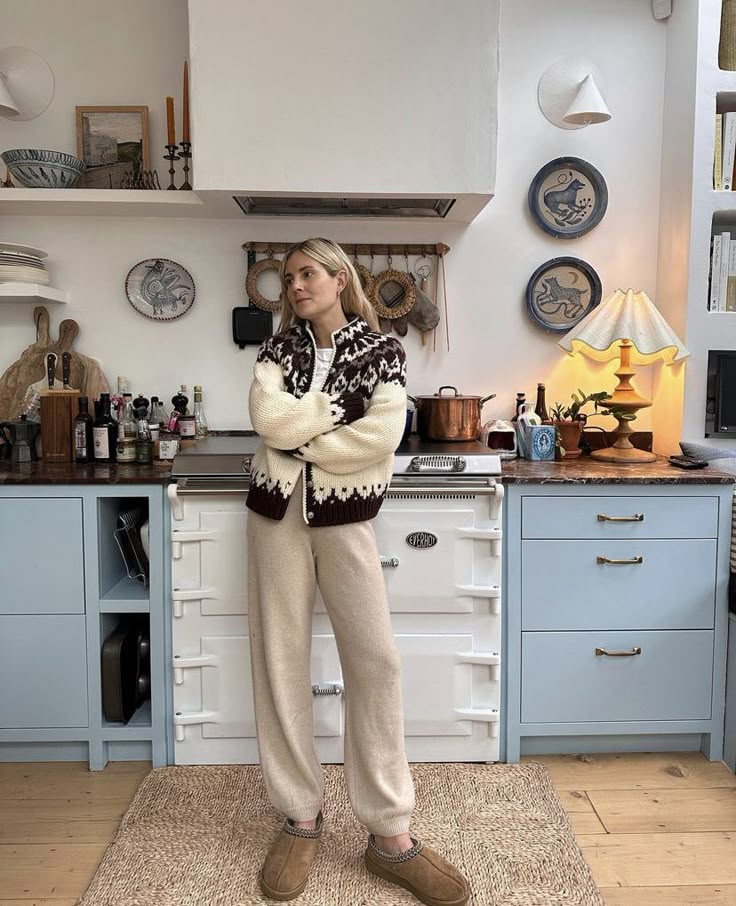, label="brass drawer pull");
[596,555,644,565]
[597,512,644,522]
[595,646,642,657]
